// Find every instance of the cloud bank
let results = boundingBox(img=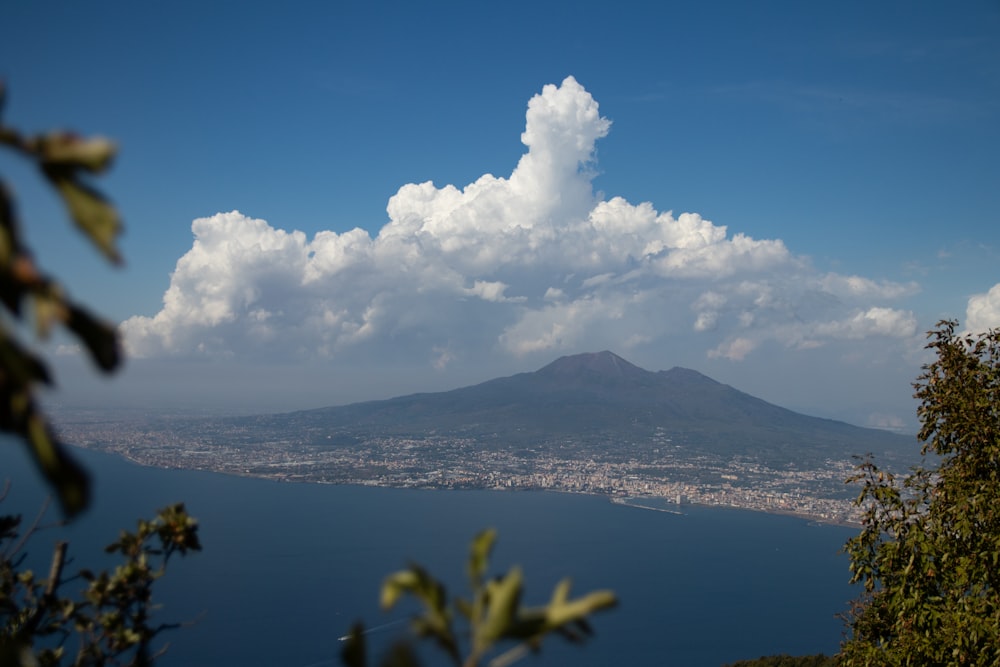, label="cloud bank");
[122,77,919,371]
